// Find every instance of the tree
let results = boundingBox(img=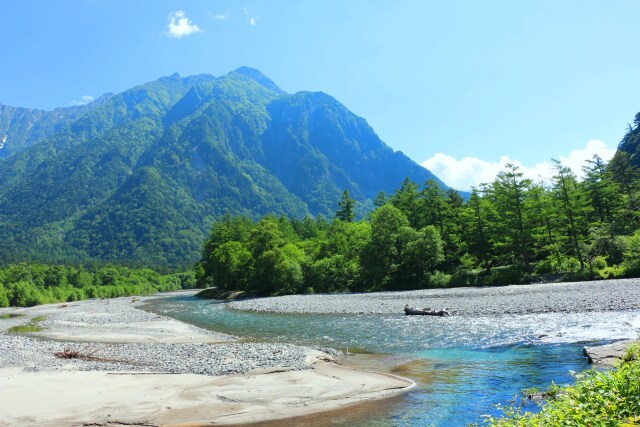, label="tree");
[396,225,444,287]
[608,152,640,233]
[335,190,356,222]
[253,244,305,295]
[550,159,587,271]
[582,154,616,225]
[373,191,387,208]
[391,178,421,228]
[360,205,410,290]
[490,163,533,275]
[209,241,253,290]
[247,218,284,259]
[462,189,493,273]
